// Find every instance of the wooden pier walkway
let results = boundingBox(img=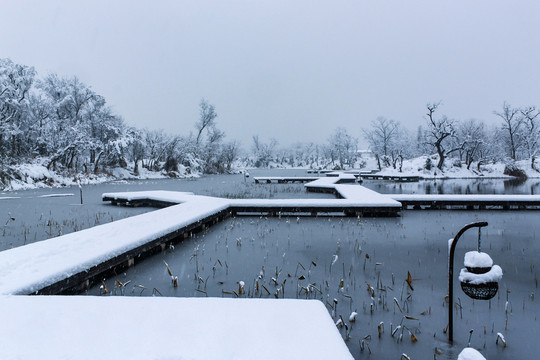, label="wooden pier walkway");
[302,174,540,210]
[3,175,540,297]
[254,176,320,184]
[359,174,421,182]
[0,193,231,295]
[303,174,357,193]
[0,187,400,295]
[391,194,540,210]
